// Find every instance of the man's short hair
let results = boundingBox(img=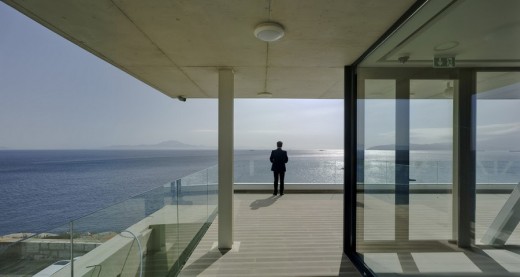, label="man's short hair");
[277,141,283,147]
